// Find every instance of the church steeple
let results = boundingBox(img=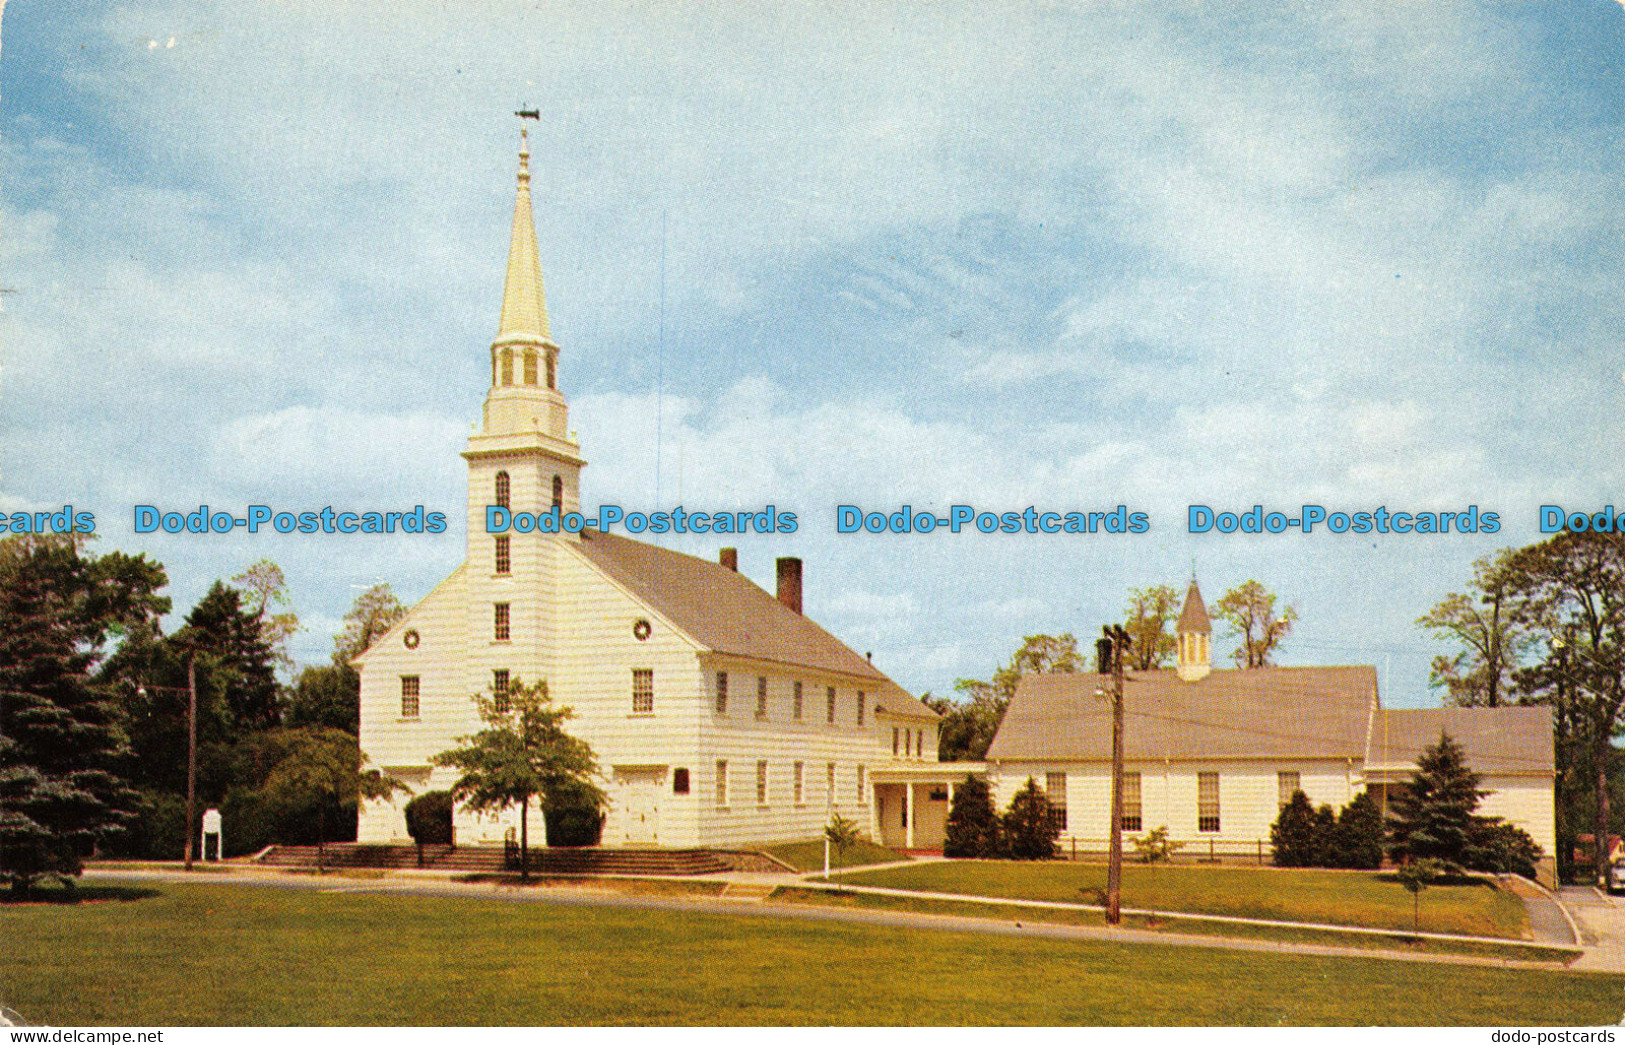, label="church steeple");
[498,130,551,342]
[482,126,568,438]
[1175,578,1213,682]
